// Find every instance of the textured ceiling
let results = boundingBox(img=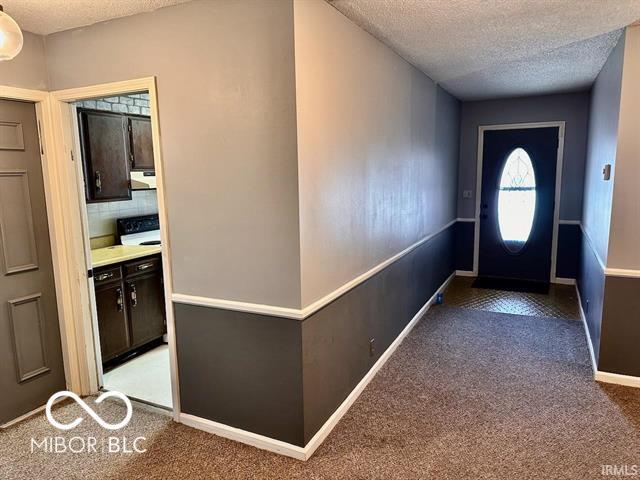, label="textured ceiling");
[329,0,640,100]
[0,0,192,35]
